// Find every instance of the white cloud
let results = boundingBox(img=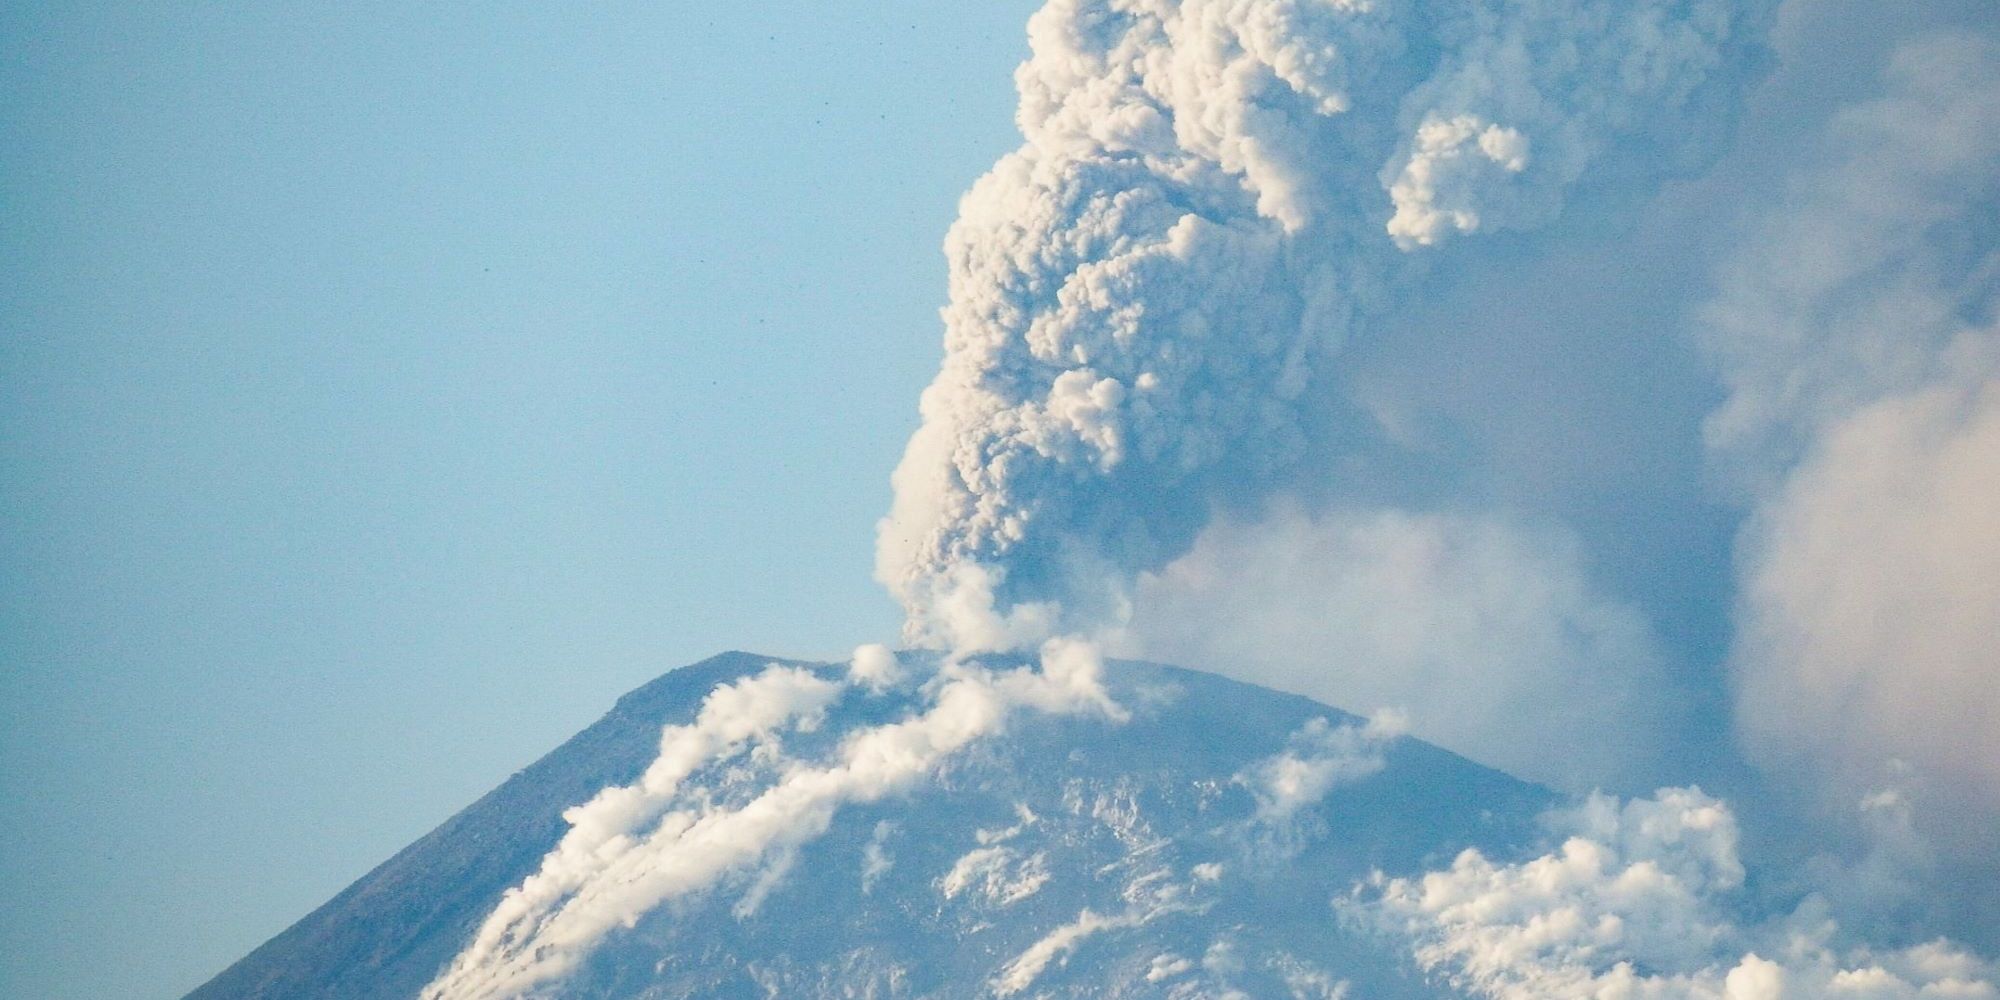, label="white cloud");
[1239,711,1402,823]
[1384,114,1530,248]
[1346,788,2000,999]
[1147,952,1193,982]
[1127,505,1674,792]
[848,643,903,691]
